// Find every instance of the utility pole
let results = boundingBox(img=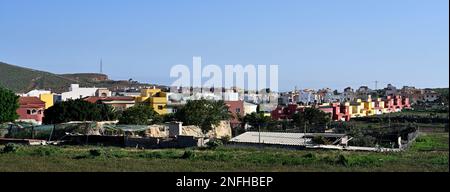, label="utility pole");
[258,124,261,144]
